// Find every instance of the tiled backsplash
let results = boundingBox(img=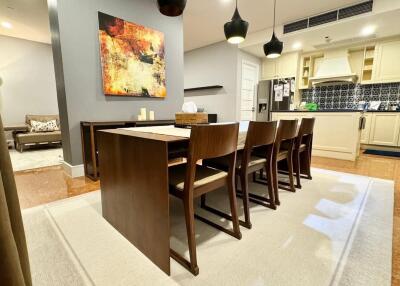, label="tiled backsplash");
[301,82,400,110]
